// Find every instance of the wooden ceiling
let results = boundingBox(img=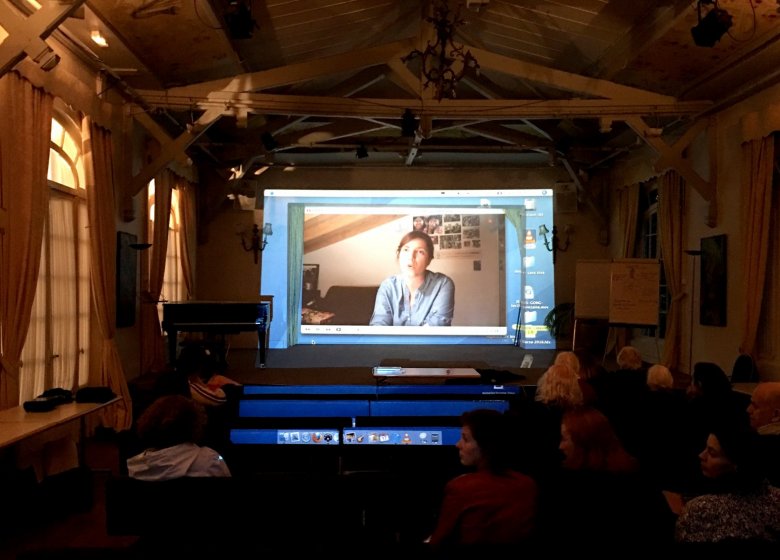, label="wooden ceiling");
[3,0,780,179]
